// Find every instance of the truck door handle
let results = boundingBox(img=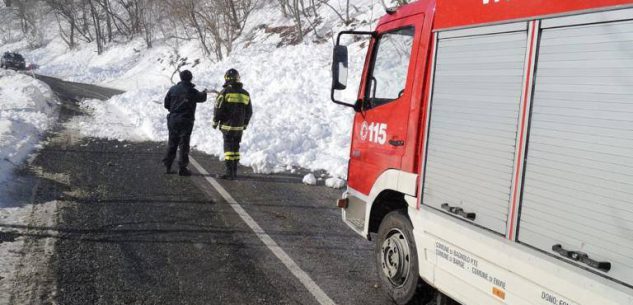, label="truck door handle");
[552,244,611,272]
[441,203,476,221]
[389,139,405,146]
